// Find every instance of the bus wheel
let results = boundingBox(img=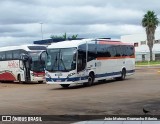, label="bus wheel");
[18,75,22,83]
[60,84,70,88]
[38,81,44,84]
[116,69,126,81]
[121,69,126,80]
[83,73,94,86]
